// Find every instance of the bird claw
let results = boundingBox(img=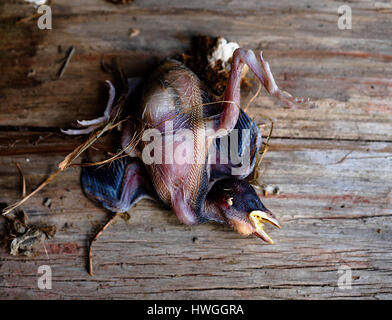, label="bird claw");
[61,80,116,135]
[276,92,317,110]
[60,127,96,135]
[258,51,316,110]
